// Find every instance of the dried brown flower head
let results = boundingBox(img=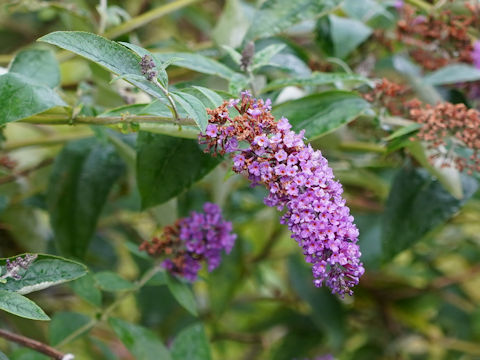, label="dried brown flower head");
[397,3,480,70]
[407,100,480,174]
